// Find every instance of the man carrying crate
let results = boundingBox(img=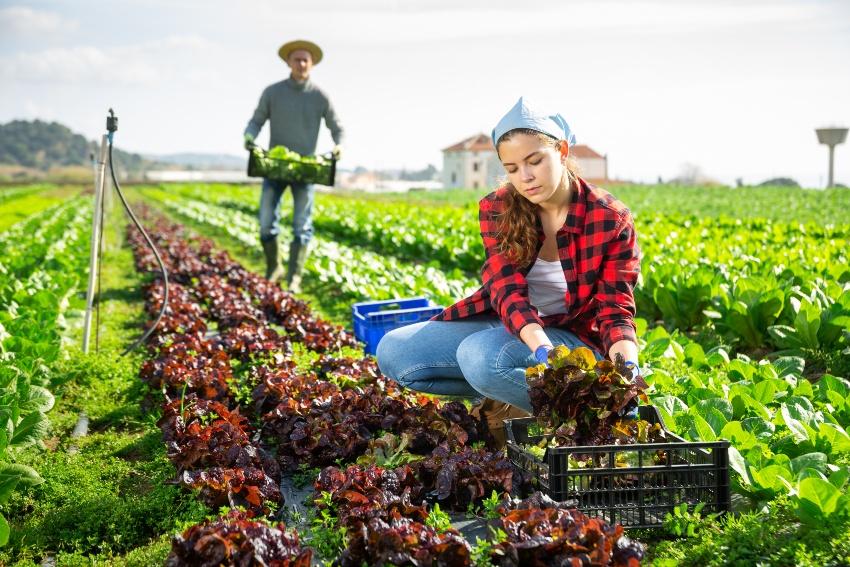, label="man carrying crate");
[243,39,345,291]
